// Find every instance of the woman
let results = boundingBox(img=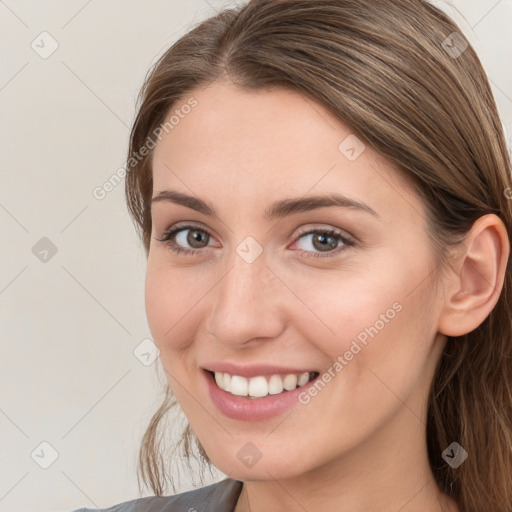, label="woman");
[74,0,512,510]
